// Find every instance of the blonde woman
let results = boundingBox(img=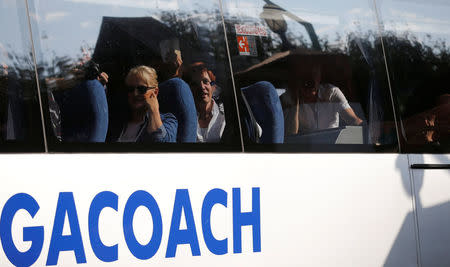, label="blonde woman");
[111,66,177,142]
